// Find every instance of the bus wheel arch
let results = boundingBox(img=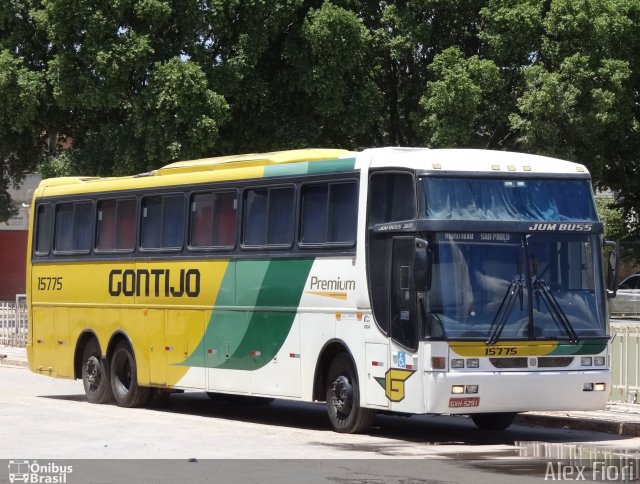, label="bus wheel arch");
[313,340,354,402]
[325,353,376,433]
[74,330,100,379]
[314,341,376,433]
[76,332,113,404]
[107,333,150,408]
